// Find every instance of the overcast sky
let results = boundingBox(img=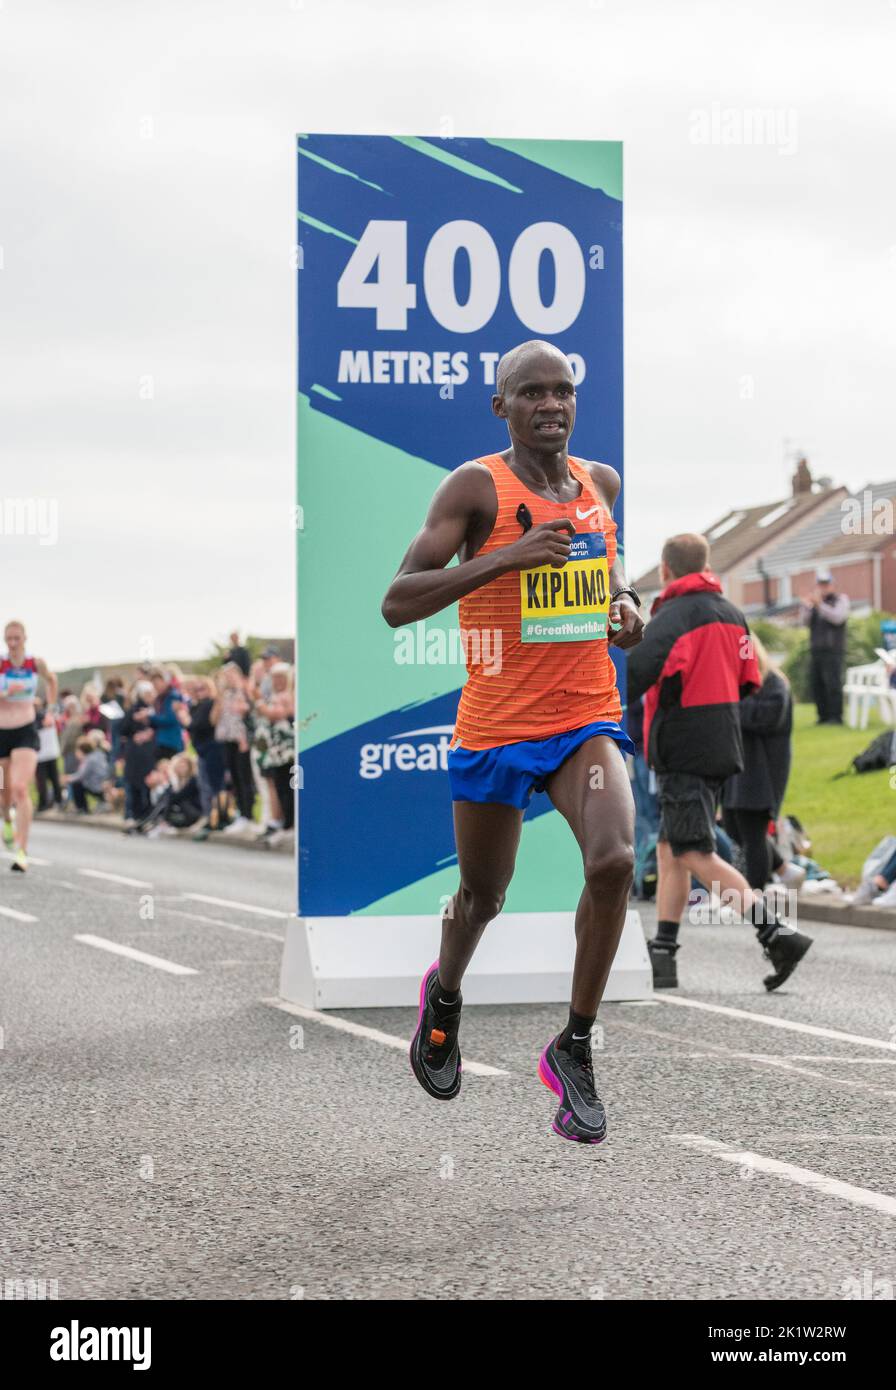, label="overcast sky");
[2,0,894,669]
